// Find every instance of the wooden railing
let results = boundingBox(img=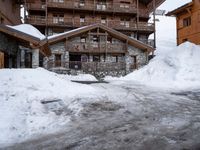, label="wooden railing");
[46,0,138,14]
[67,42,126,53]
[25,16,154,31]
[26,1,150,17]
[26,2,46,10]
